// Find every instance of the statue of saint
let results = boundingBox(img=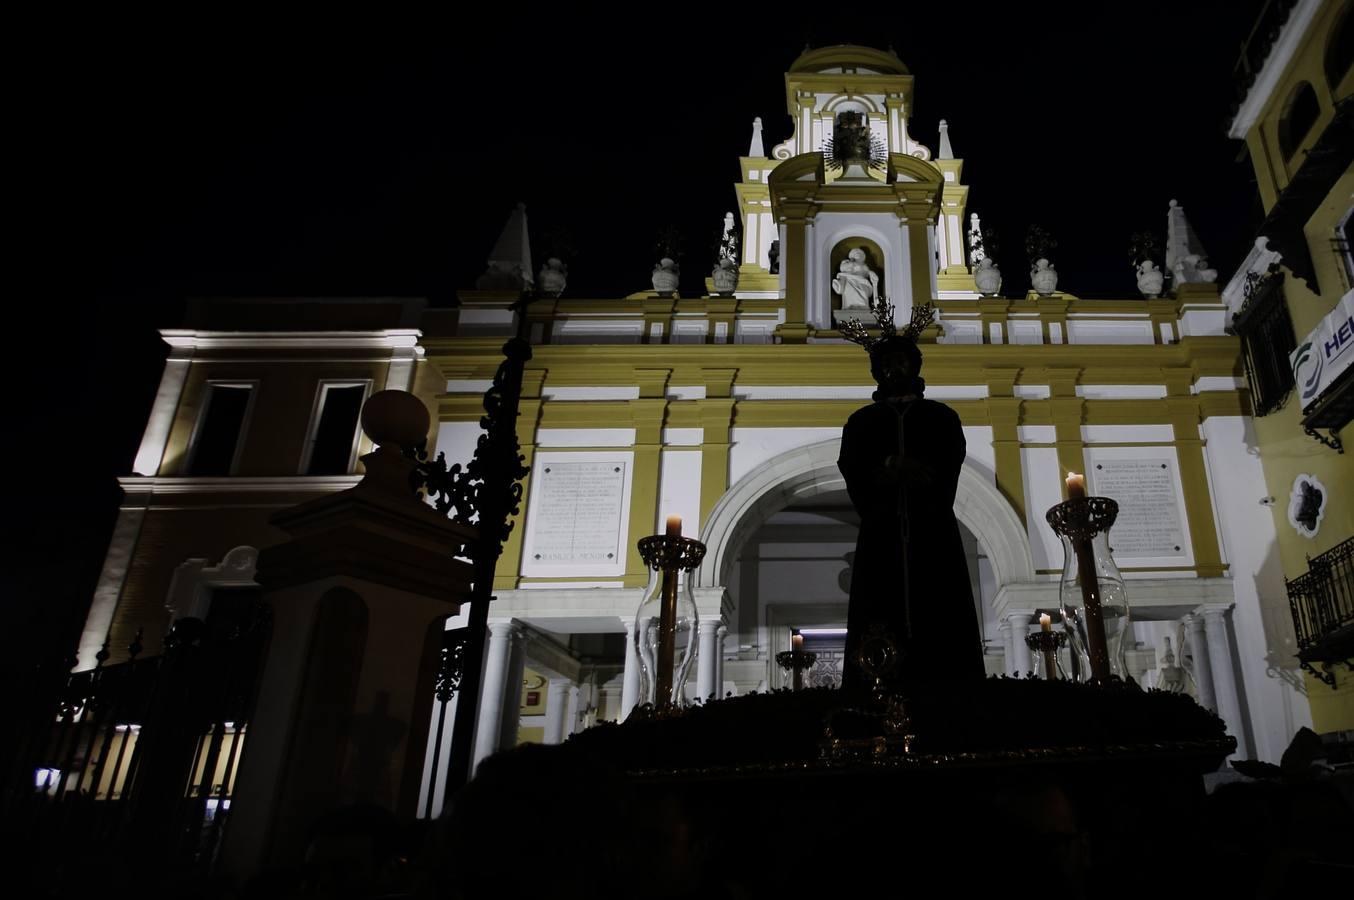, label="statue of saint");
[838,331,986,687]
[832,248,879,310]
